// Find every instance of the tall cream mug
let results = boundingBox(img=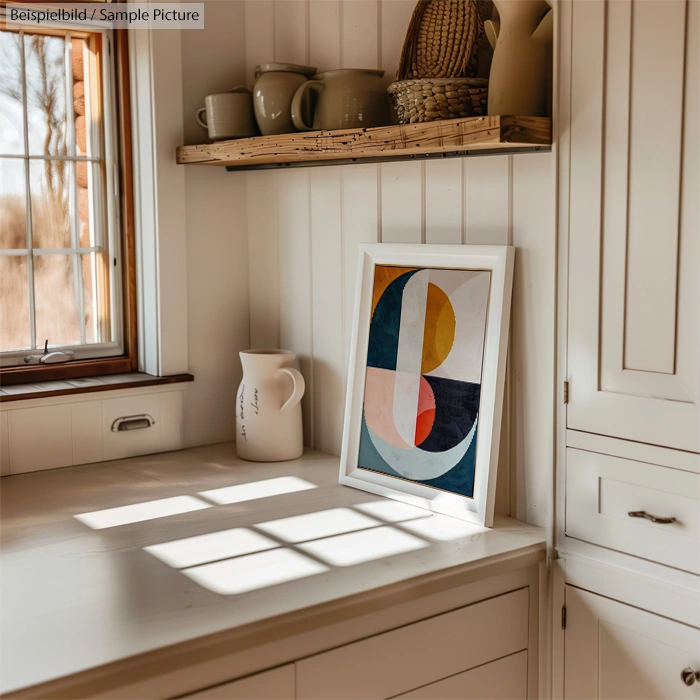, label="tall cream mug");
[196,87,258,141]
